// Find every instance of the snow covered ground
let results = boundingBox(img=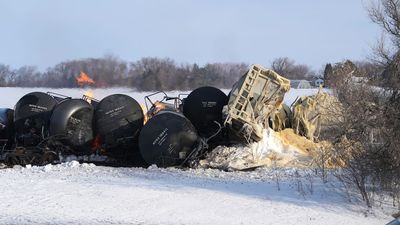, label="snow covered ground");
[0,87,392,225]
[0,162,391,225]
